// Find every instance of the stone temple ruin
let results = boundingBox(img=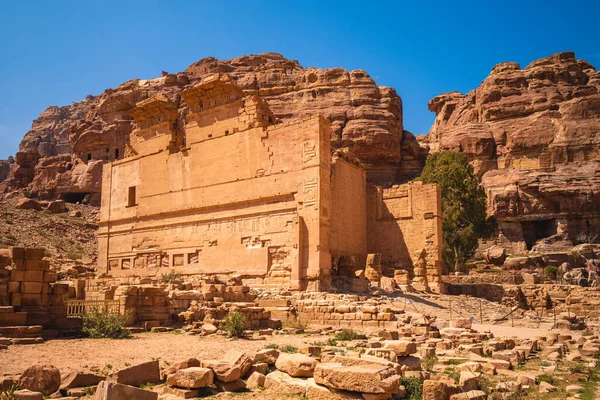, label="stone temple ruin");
[97,74,443,293]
